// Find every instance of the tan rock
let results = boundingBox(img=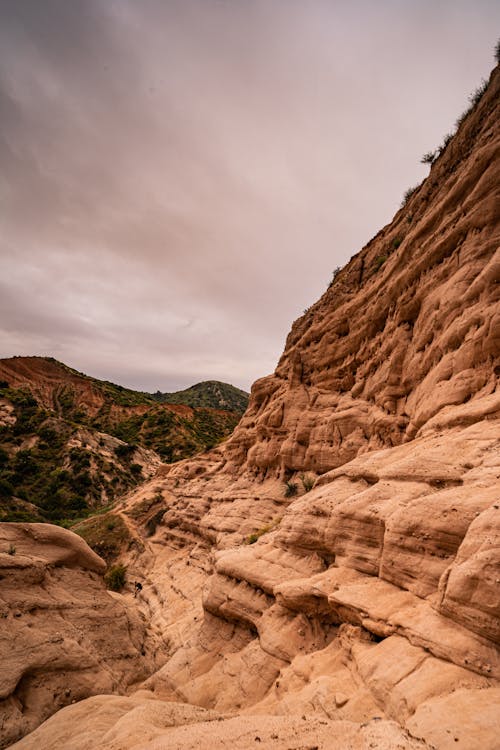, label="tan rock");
[438,502,500,643]
[7,60,500,750]
[9,692,429,750]
[406,687,500,750]
[0,524,162,748]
